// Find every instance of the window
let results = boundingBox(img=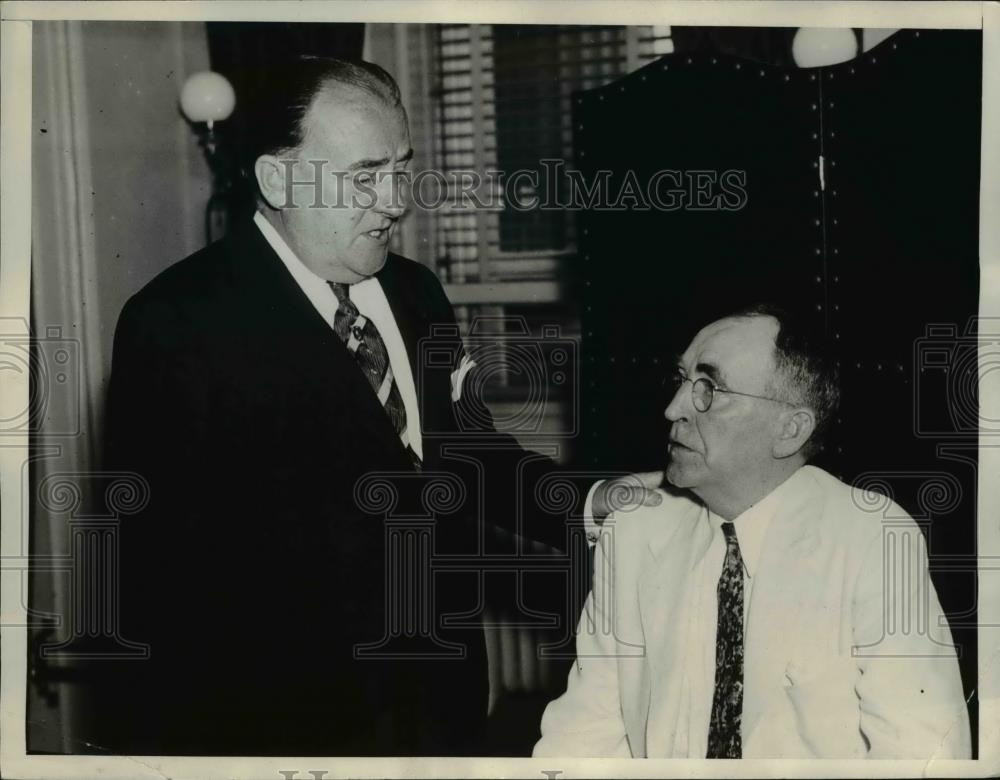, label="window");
[432,25,674,291]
